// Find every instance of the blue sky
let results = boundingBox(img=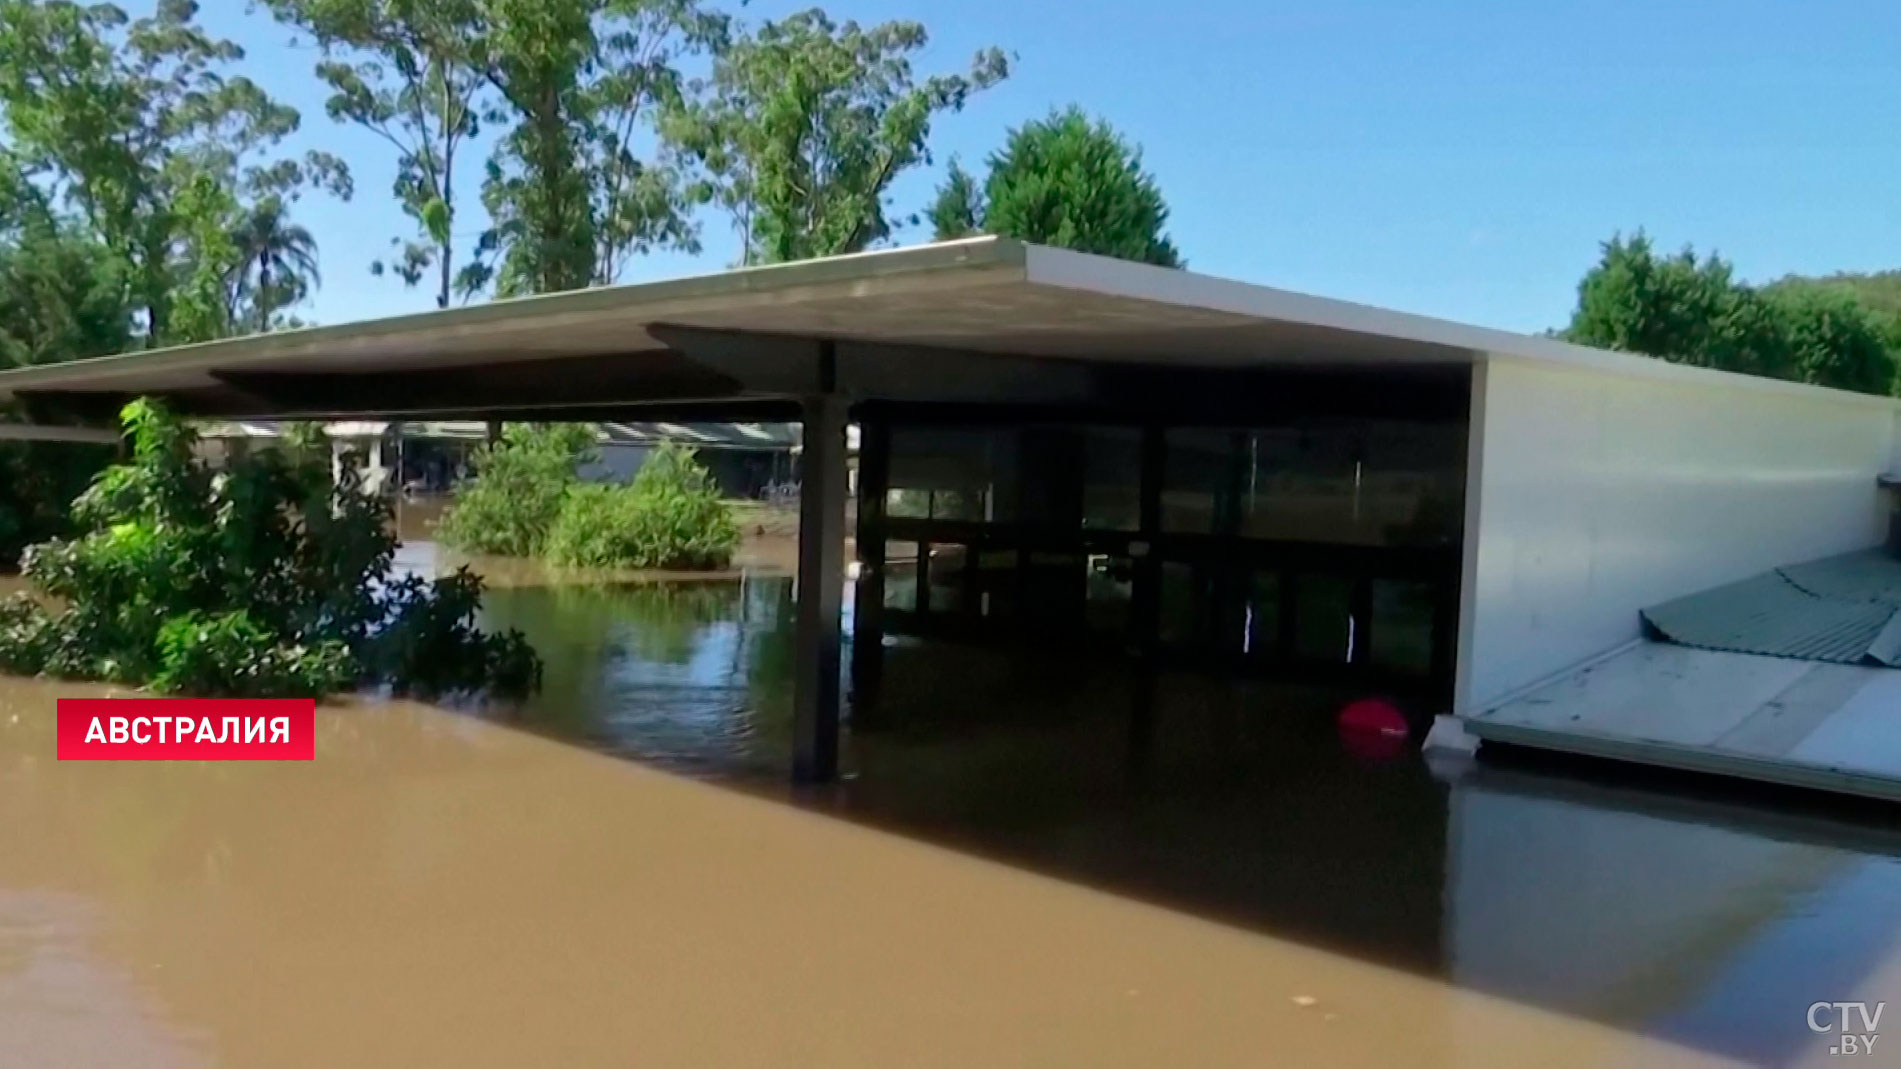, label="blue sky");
[206,0,1901,333]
